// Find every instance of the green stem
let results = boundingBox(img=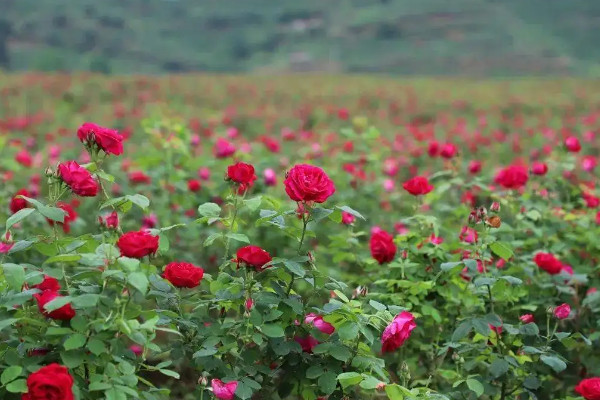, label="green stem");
[287,209,309,296]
